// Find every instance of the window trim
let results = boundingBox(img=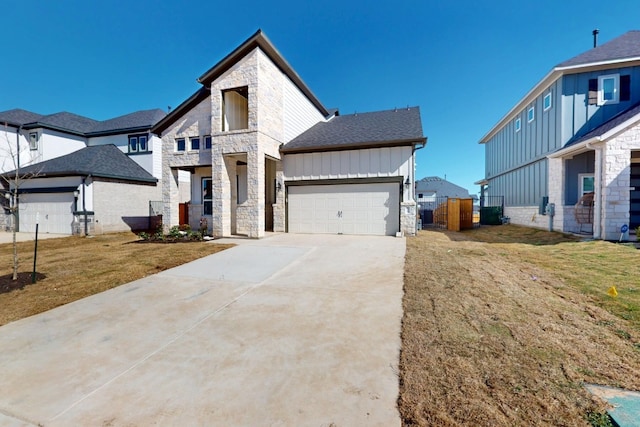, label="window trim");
[527,106,535,123]
[202,177,212,215]
[176,138,186,152]
[598,73,619,105]
[515,117,521,133]
[128,133,150,153]
[543,93,552,111]
[579,173,595,197]
[28,132,39,150]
